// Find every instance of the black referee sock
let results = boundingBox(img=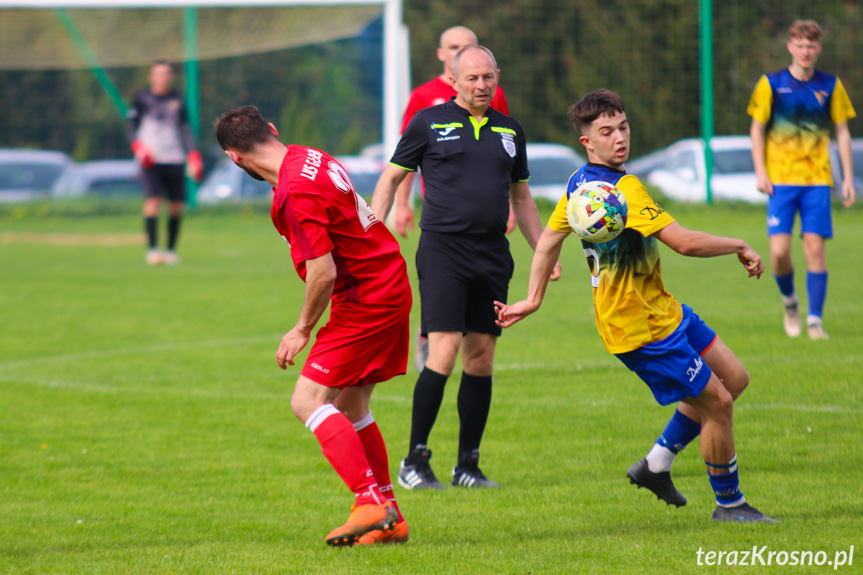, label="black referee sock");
[167,215,182,251]
[406,367,449,462]
[457,372,493,463]
[144,216,158,249]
